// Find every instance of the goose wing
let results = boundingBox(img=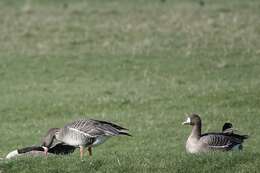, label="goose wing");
[200,133,243,150]
[65,119,130,137]
[89,119,130,136]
